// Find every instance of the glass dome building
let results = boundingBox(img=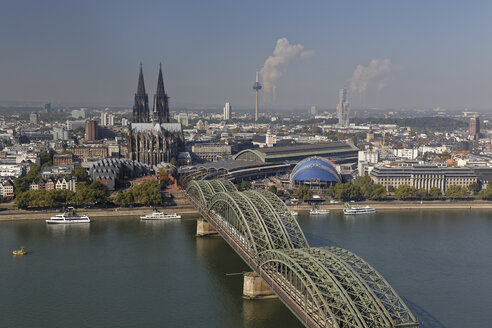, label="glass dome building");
[291,156,342,188]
